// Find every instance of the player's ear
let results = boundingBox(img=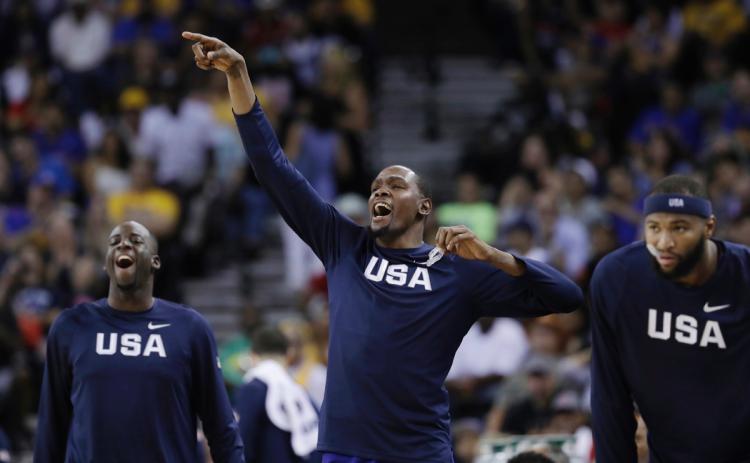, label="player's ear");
[151,255,161,272]
[418,197,432,217]
[705,215,717,238]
